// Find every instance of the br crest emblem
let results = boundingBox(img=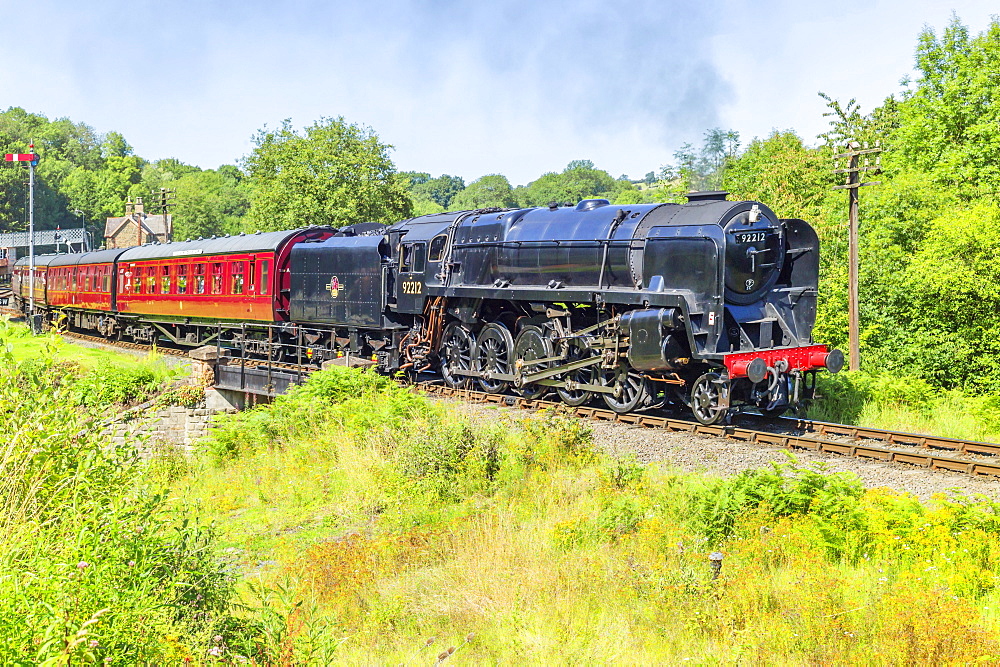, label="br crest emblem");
[325,276,342,298]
